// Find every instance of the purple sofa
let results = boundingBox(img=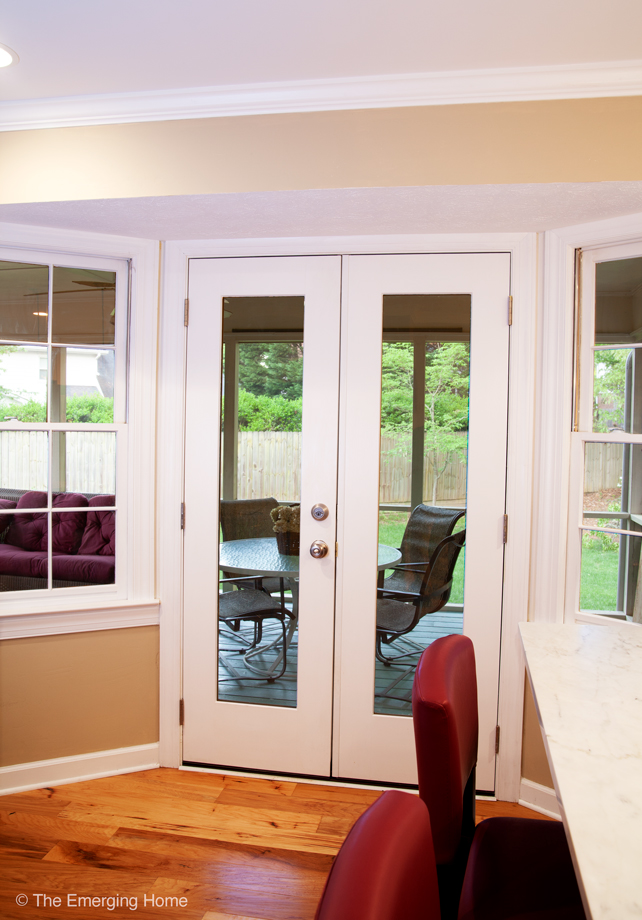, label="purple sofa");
[0,490,115,591]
